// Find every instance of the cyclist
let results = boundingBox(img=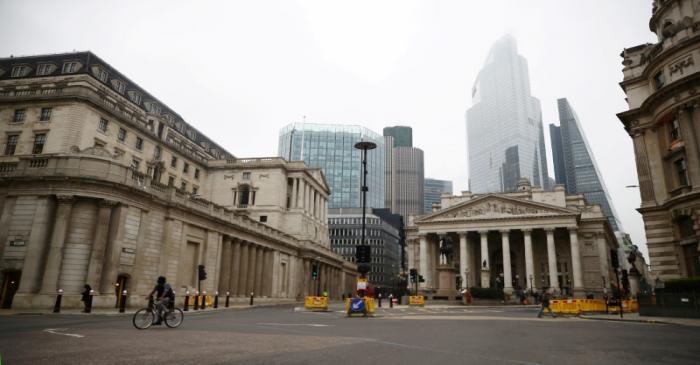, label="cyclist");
[146,276,174,325]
